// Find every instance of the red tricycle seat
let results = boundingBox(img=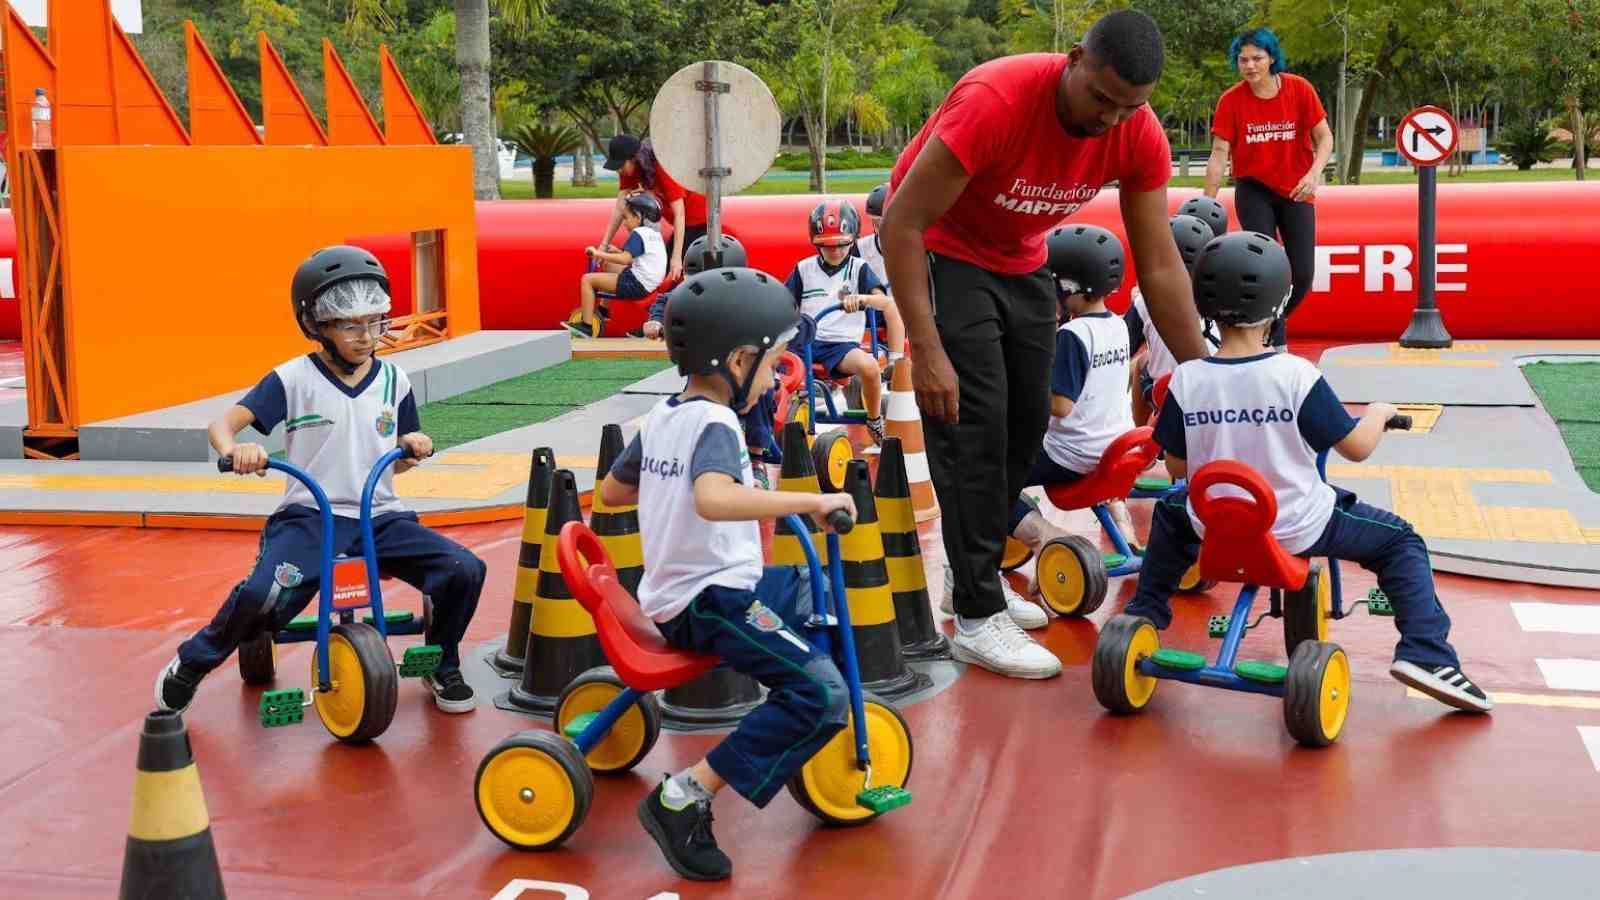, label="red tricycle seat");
[1188,460,1309,591]
[1044,427,1161,511]
[1150,373,1172,423]
[556,521,717,691]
